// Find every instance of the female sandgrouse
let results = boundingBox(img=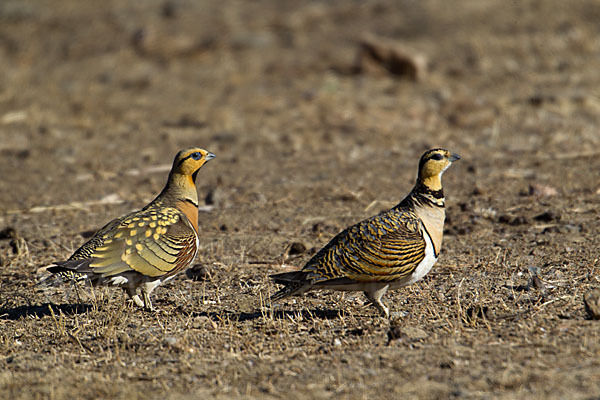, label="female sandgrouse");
[47,148,215,310]
[270,148,460,317]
